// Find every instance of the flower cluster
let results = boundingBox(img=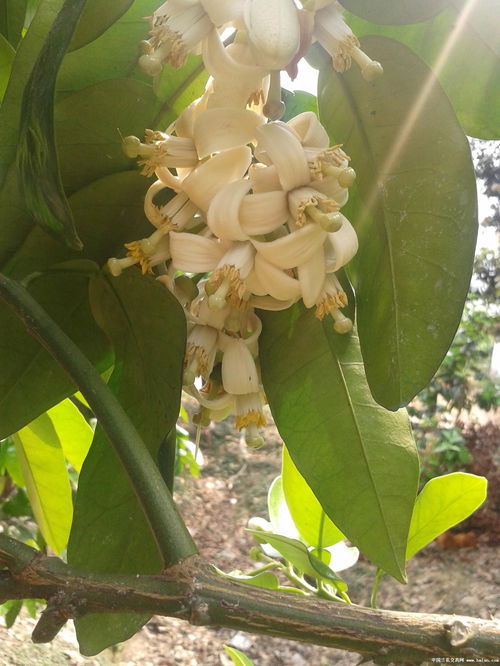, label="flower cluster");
[108,0,382,447]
